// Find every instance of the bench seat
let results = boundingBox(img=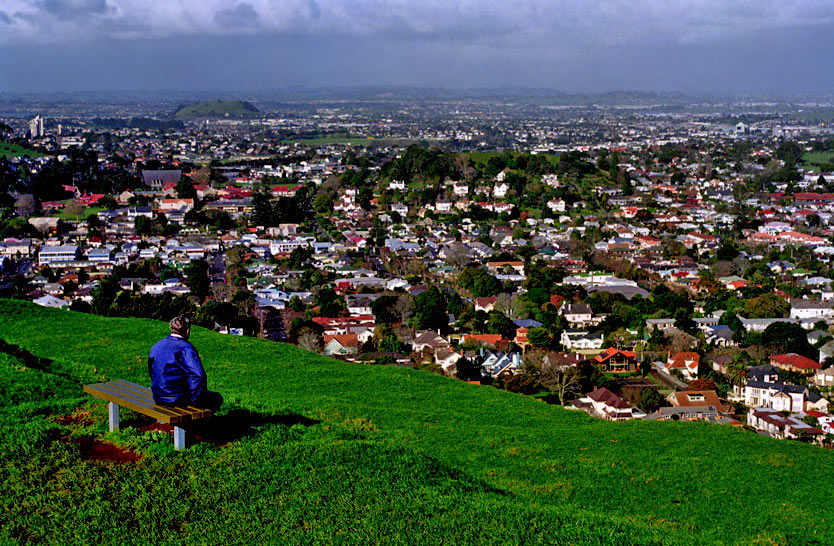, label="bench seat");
[83,380,212,450]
